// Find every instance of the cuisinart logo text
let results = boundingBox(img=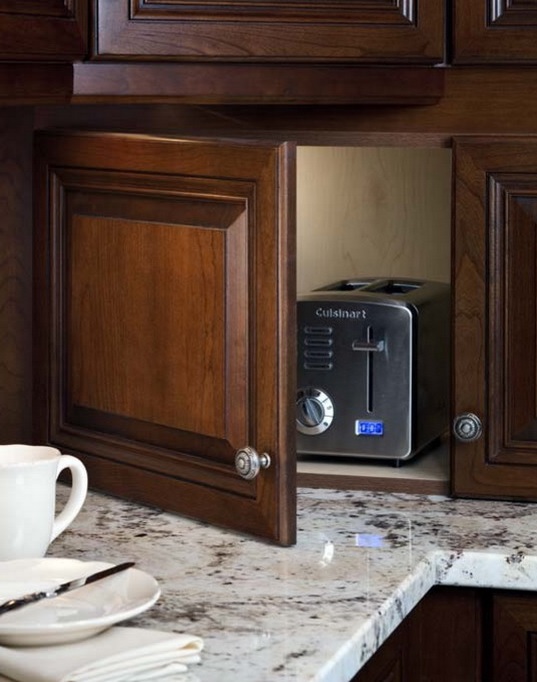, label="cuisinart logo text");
[315,307,367,319]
